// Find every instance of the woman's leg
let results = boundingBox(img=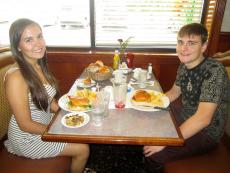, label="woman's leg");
[59,143,90,173]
